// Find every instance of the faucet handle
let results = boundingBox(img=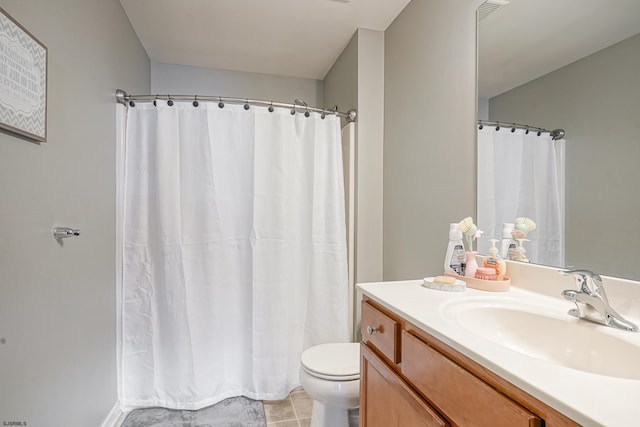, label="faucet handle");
[559,269,606,300]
